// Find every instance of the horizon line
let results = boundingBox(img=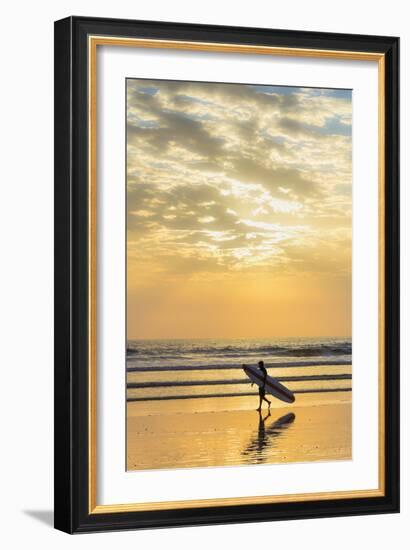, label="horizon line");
[127,335,352,342]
